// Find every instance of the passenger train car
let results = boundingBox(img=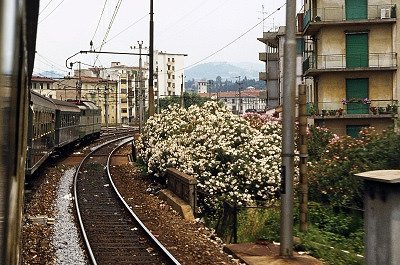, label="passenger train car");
[1,1,41,263]
[26,91,101,176]
[0,1,102,263]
